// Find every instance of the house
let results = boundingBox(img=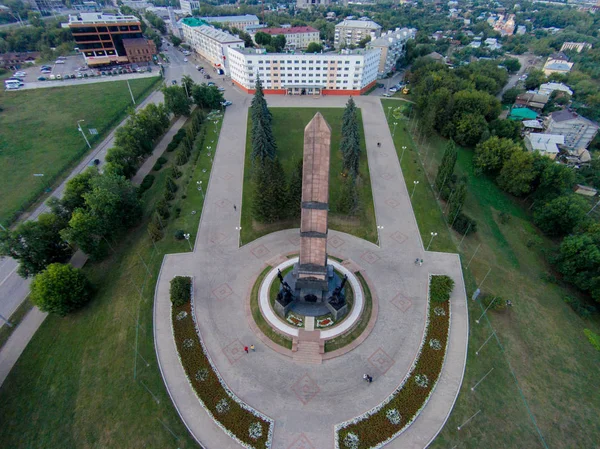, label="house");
[334,19,382,48]
[424,51,445,62]
[538,82,573,97]
[560,42,592,53]
[515,92,549,111]
[522,120,544,132]
[543,52,573,75]
[524,133,565,159]
[0,52,40,68]
[509,107,538,121]
[574,184,597,196]
[484,38,502,50]
[545,110,599,149]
